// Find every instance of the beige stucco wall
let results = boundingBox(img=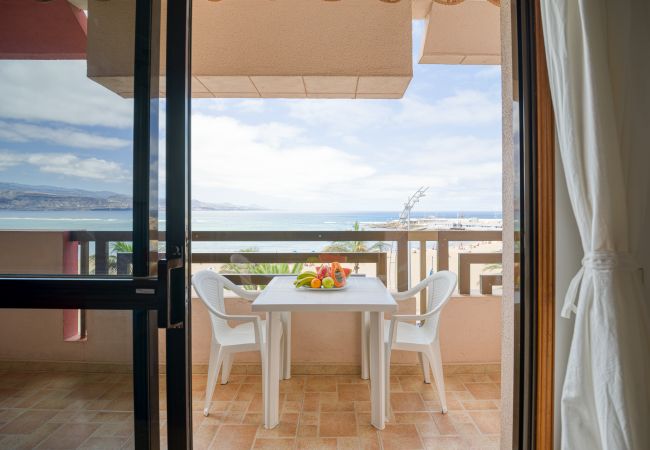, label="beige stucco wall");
[161,294,501,368]
[499,0,514,448]
[0,309,133,364]
[0,293,500,368]
[0,231,134,365]
[0,230,69,275]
